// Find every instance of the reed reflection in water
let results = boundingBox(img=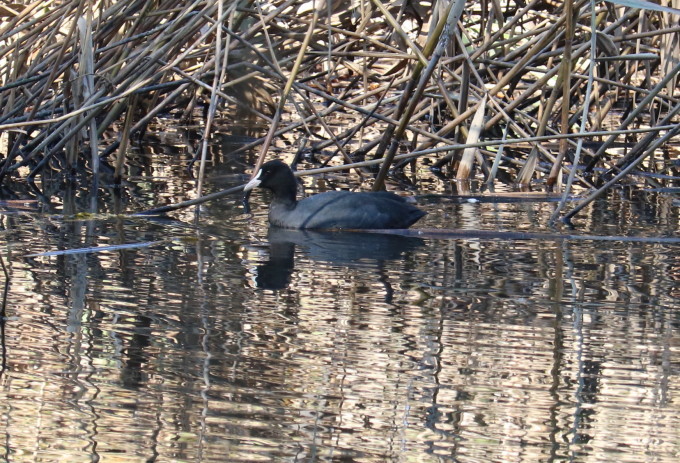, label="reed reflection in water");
[0,190,678,463]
